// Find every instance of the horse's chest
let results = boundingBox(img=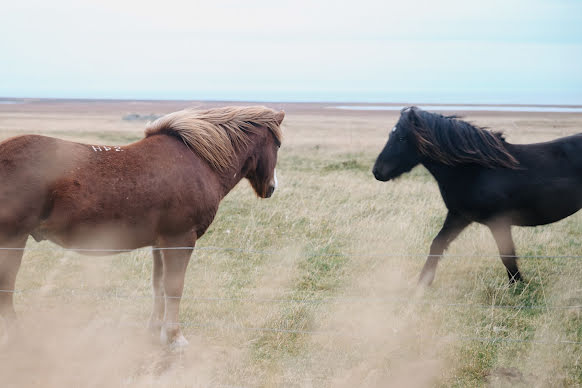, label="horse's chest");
[437,184,473,209]
[159,203,218,237]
